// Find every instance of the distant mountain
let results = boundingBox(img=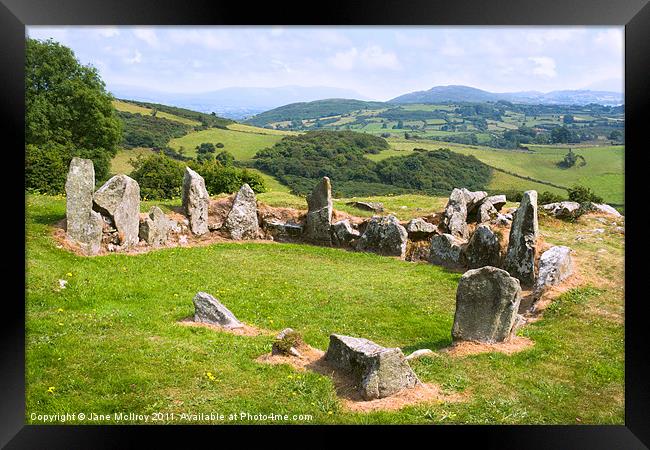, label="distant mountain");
[245,98,386,127]
[108,85,373,120]
[389,85,623,106]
